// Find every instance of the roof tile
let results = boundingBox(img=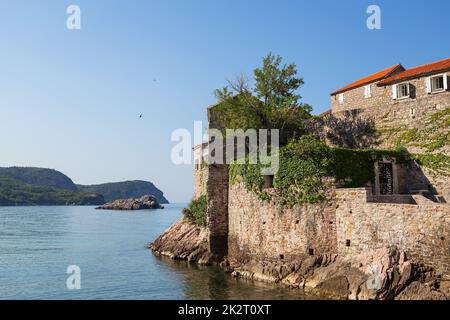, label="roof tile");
[331,64,403,95]
[378,57,450,86]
